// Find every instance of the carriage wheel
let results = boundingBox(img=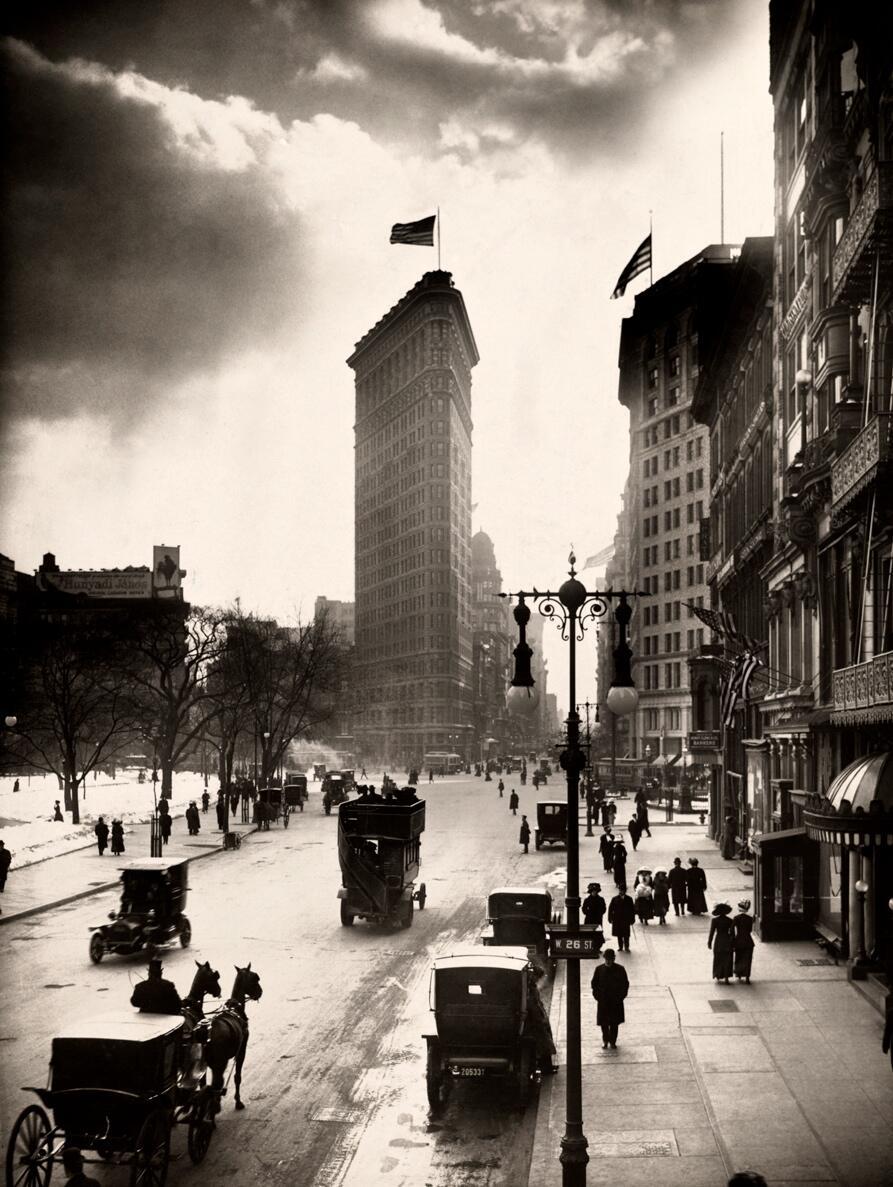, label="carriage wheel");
[283,807,290,828]
[89,932,104,964]
[399,898,413,929]
[339,899,354,927]
[425,1046,451,1114]
[187,1091,215,1165]
[179,917,192,948]
[5,1104,53,1187]
[130,1109,170,1187]
[416,883,427,910]
[517,1043,533,1109]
